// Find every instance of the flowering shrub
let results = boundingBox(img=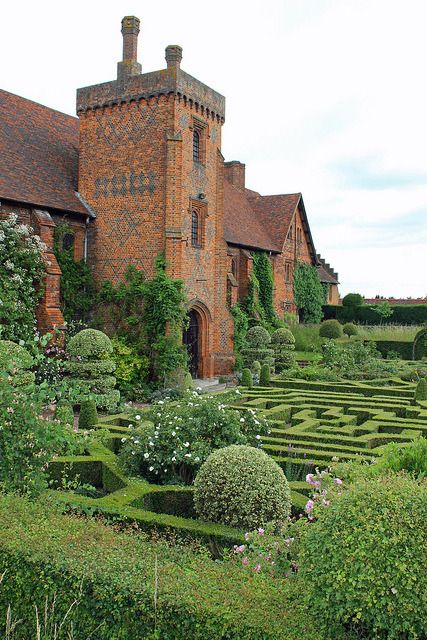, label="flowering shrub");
[298,475,427,639]
[232,524,297,577]
[194,444,291,529]
[0,340,35,386]
[322,340,399,379]
[0,214,46,342]
[118,390,270,484]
